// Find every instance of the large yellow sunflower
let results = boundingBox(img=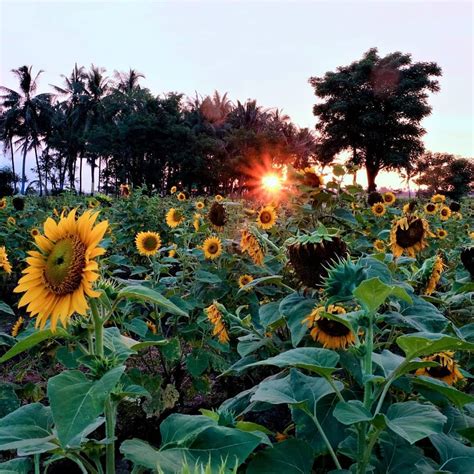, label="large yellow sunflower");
[424,202,438,215]
[383,192,396,205]
[238,274,254,289]
[13,209,108,331]
[424,255,444,295]
[202,236,223,260]
[302,305,355,350]
[431,194,446,204]
[390,216,432,258]
[0,246,12,274]
[371,203,386,217]
[439,206,451,221]
[257,206,277,230]
[135,231,161,256]
[165,208,184,228]
[416,351,463,385]
[205,303,229,343]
